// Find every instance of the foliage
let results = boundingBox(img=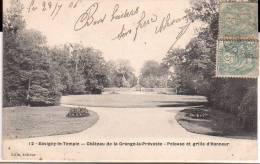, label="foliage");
[3,0,114,106]
[106,60,137,88]
[139,60,168,88]
[3,0,61,107]
[49,45,110,94]
[163,0,257,131]
[187,109,210,120]
[79,48,108,93]
[66,107,90,118]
